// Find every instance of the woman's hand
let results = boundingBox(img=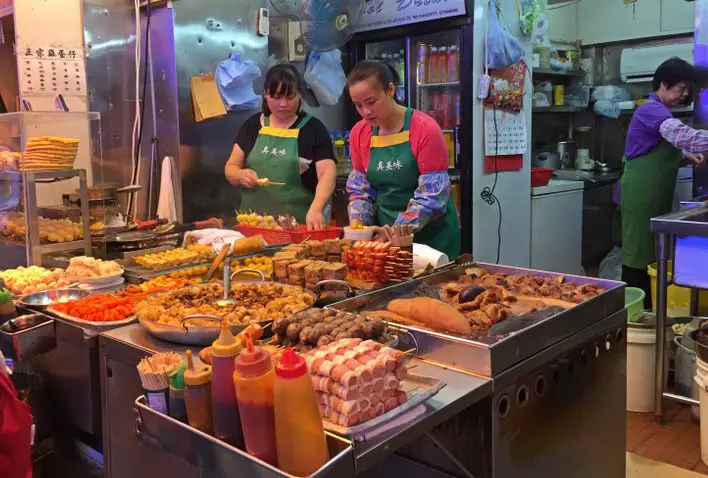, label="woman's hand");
[232,169,259,188]
[306,207,327,230]
[684,153,705,167]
